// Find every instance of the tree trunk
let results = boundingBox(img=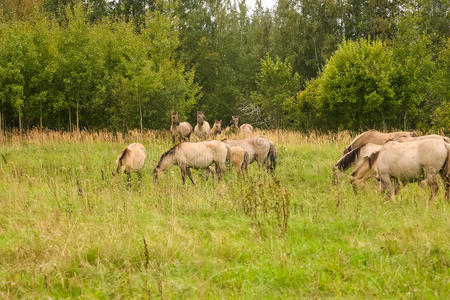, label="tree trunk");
[76,99,79,131]
[40,99,43,131]
[139,97,143,133]
[0,106,2,133]
[403,109,407,130]
[18,106,22,134]
[69,106,72,131]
